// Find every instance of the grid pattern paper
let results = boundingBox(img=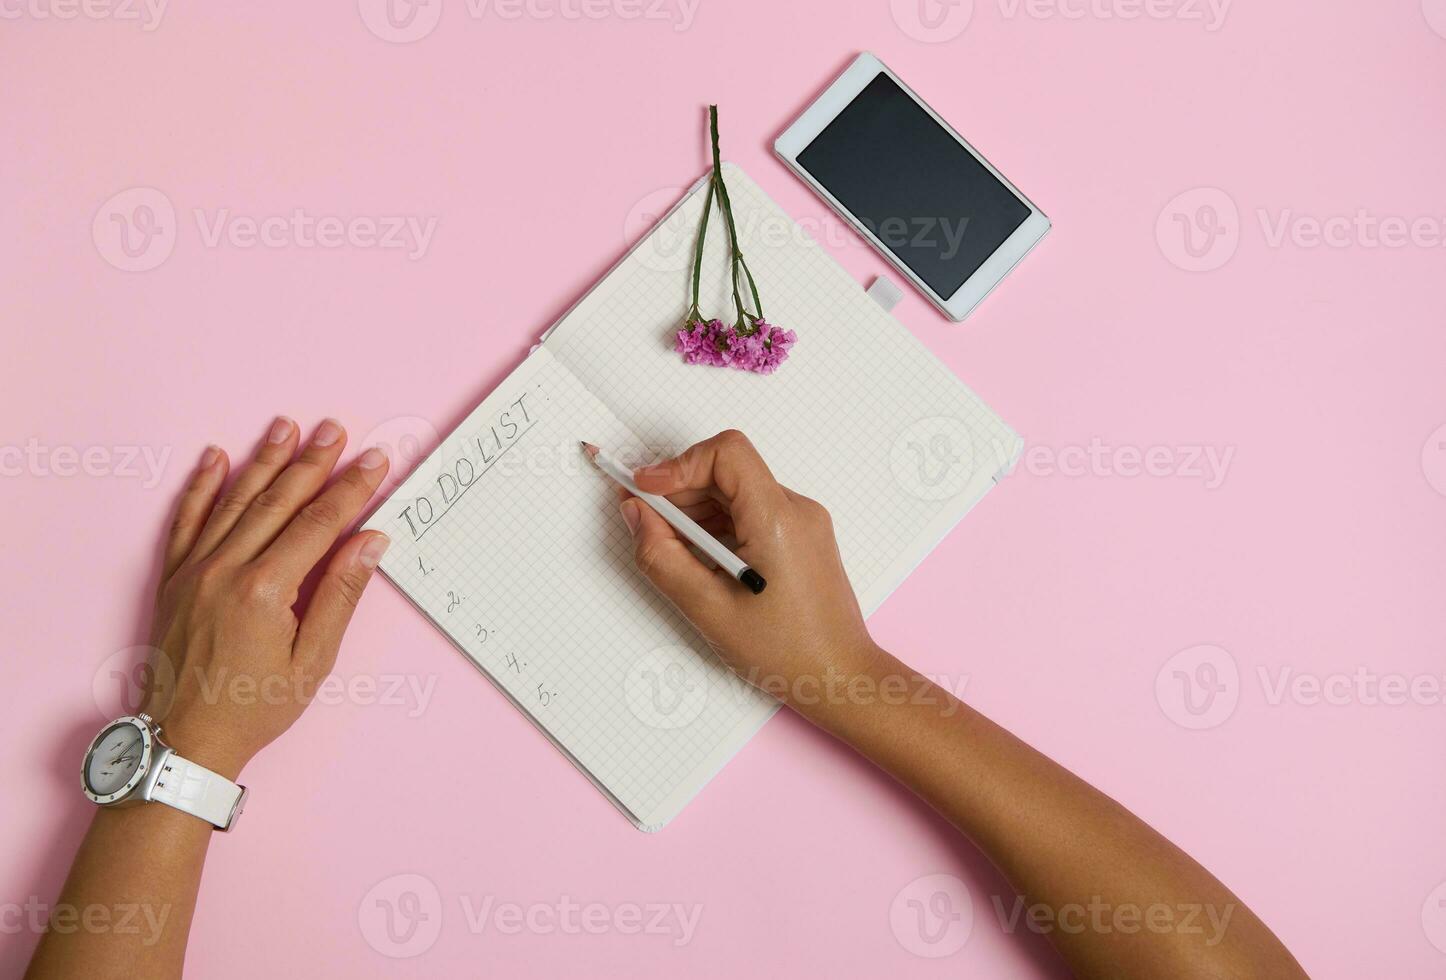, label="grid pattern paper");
[363,349,772,830]
[547,164,1023,615]
[366,165,1022,831]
